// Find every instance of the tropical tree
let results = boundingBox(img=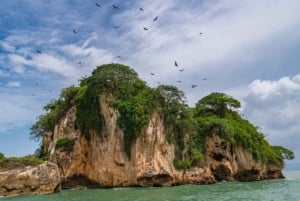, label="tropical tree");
[195,92,241,117]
